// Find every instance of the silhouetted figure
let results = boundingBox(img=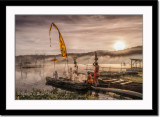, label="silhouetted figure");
[69,68,72,80]
[53,71,58,80]
[93,62,99,86]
